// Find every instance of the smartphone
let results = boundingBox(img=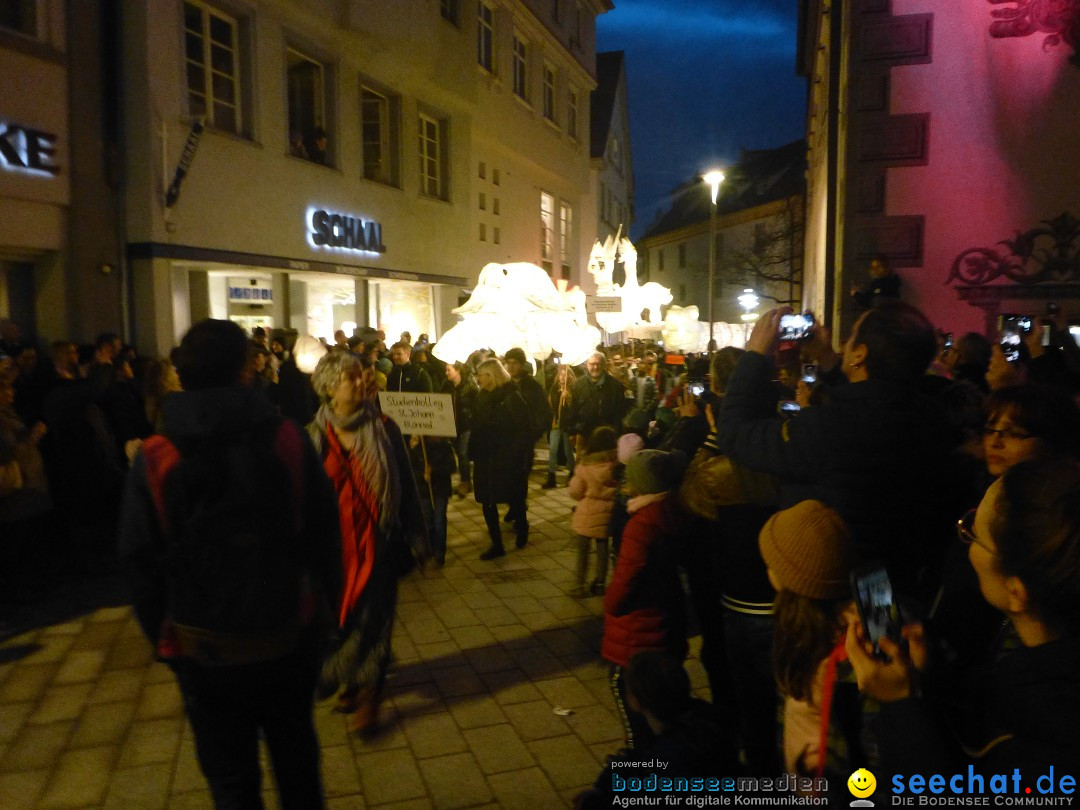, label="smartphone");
[850,564,903,656]
[999,313,1033,336]
[687,381,706,397]
[801,363,818,385]
[779,400,801,413]
[942,332,954,353]
[998,314,1032,363]
[1048,302,1060,317]
[779,313,815,341]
